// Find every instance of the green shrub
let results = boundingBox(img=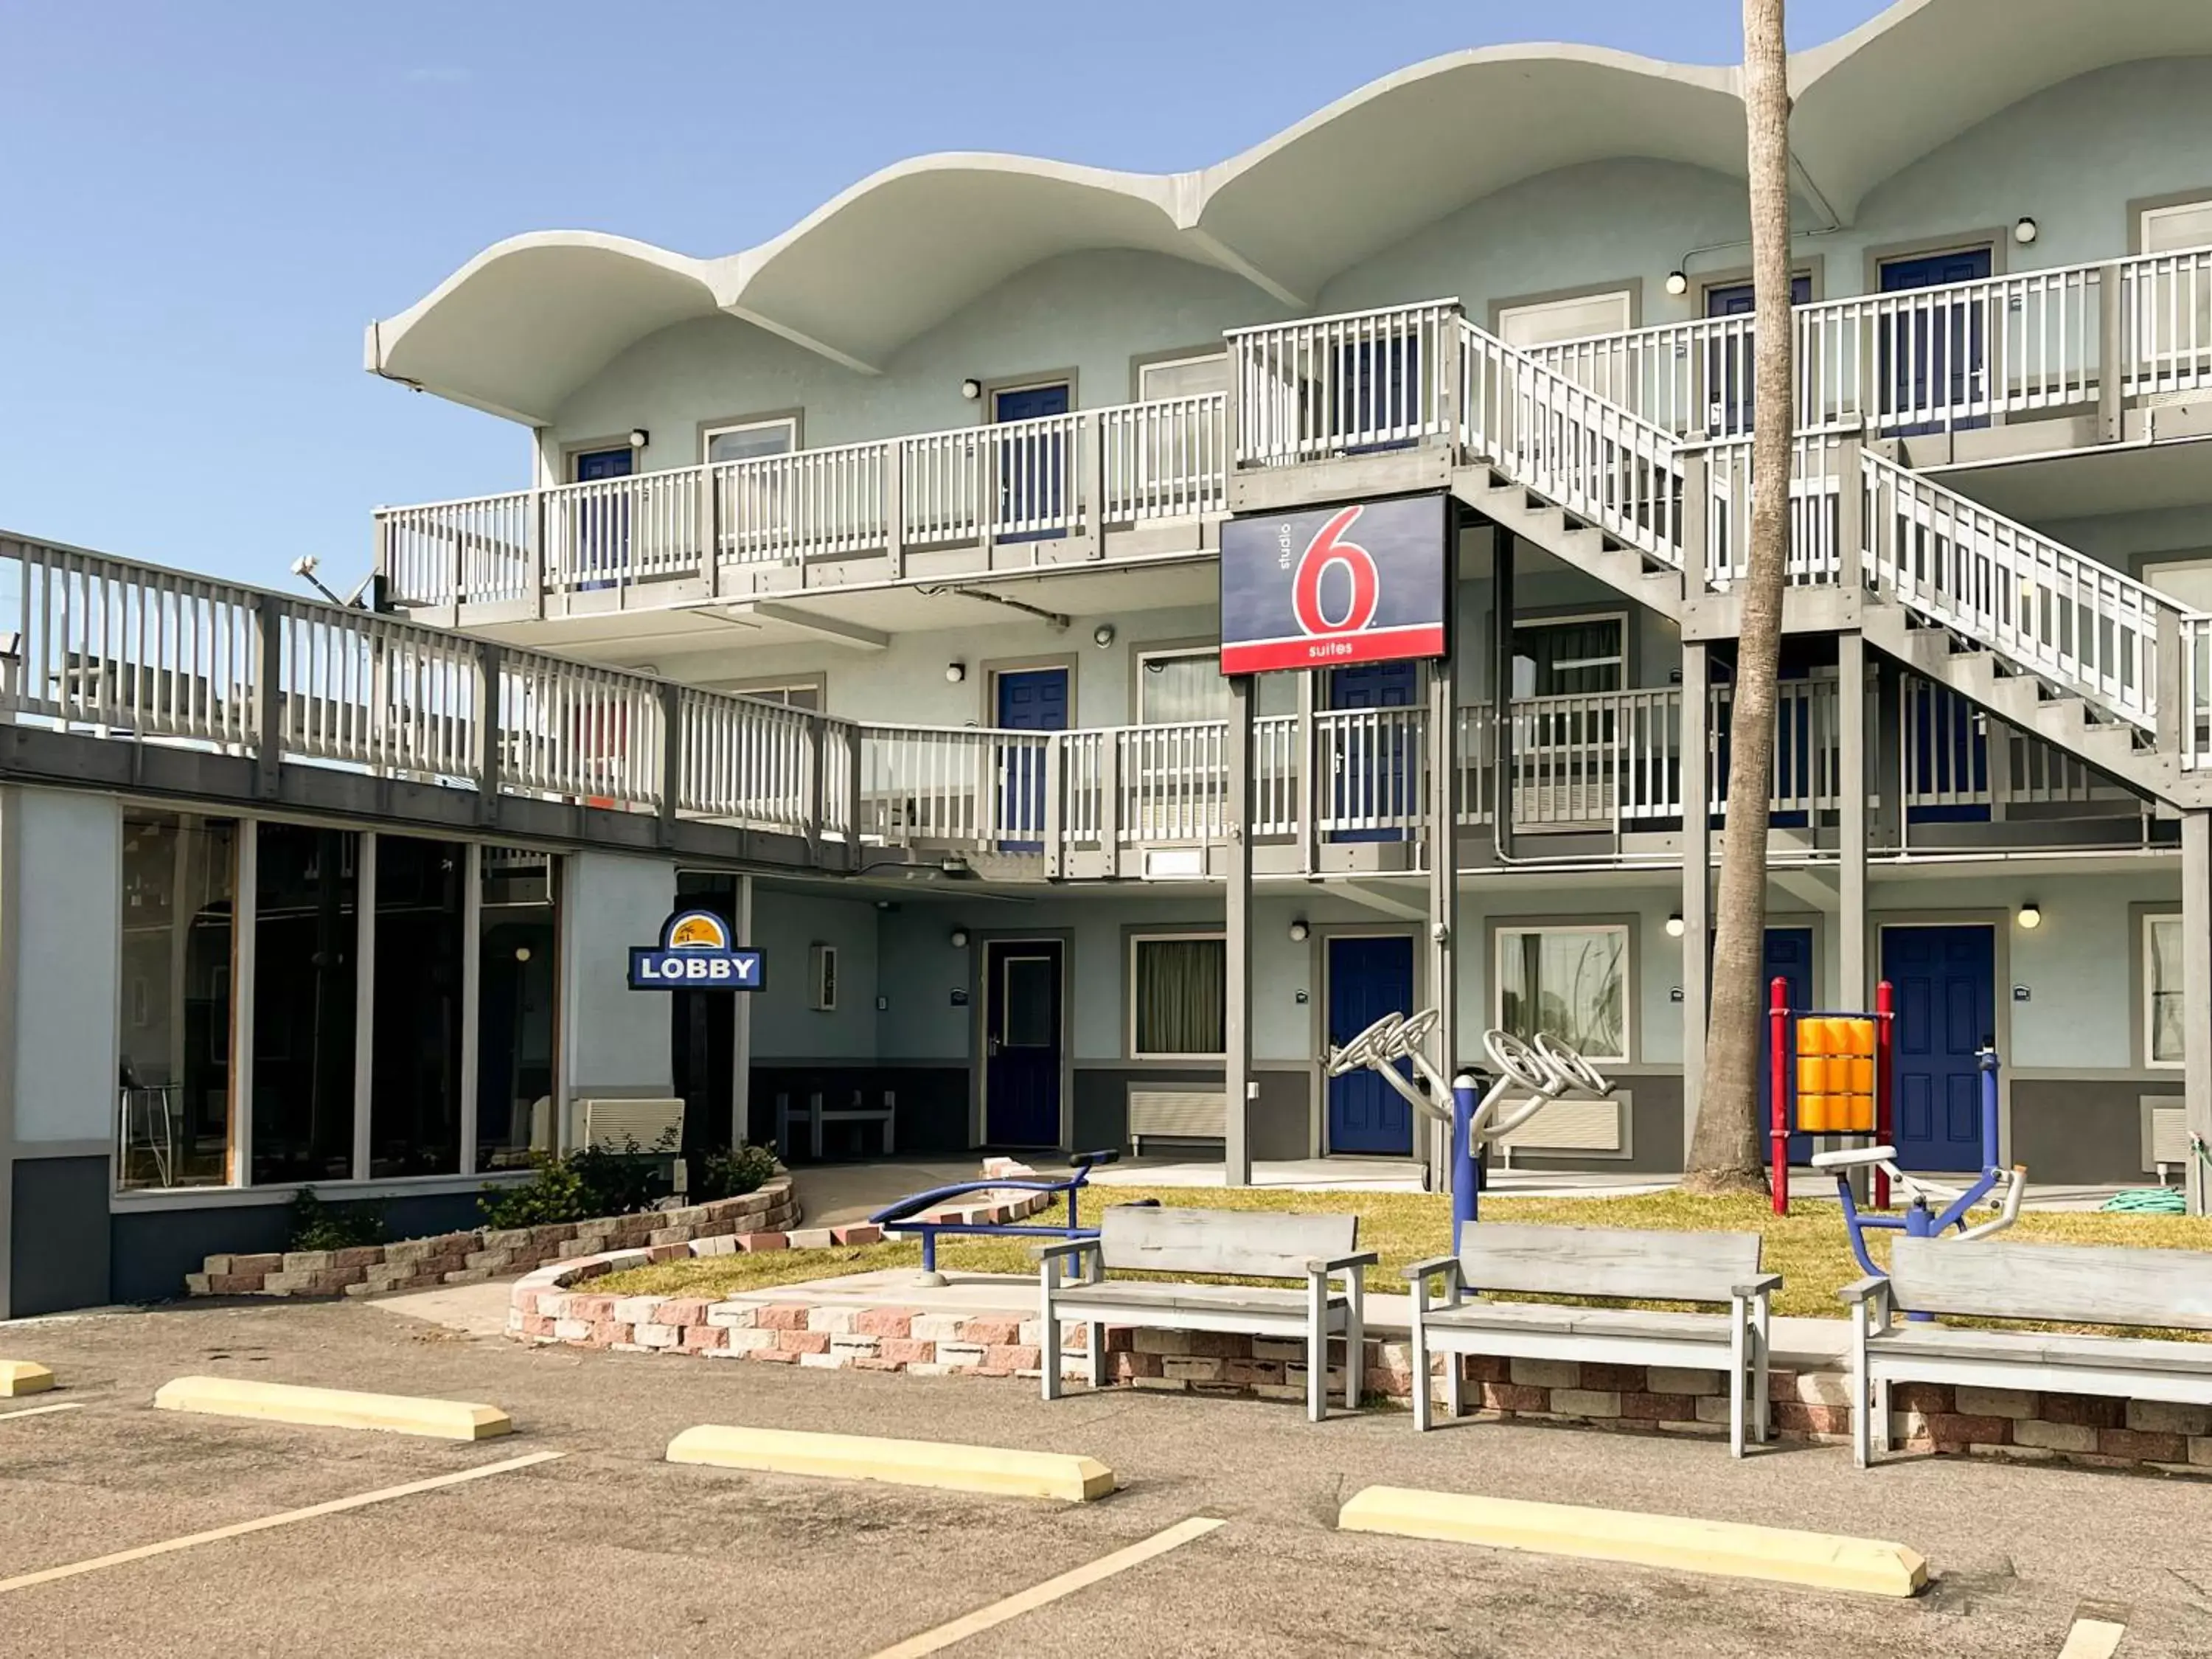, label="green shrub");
[568,1129,676,1217]
[288,1187,386,1252]
[478,1152,588,1228]
[696,1143,777,1202]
